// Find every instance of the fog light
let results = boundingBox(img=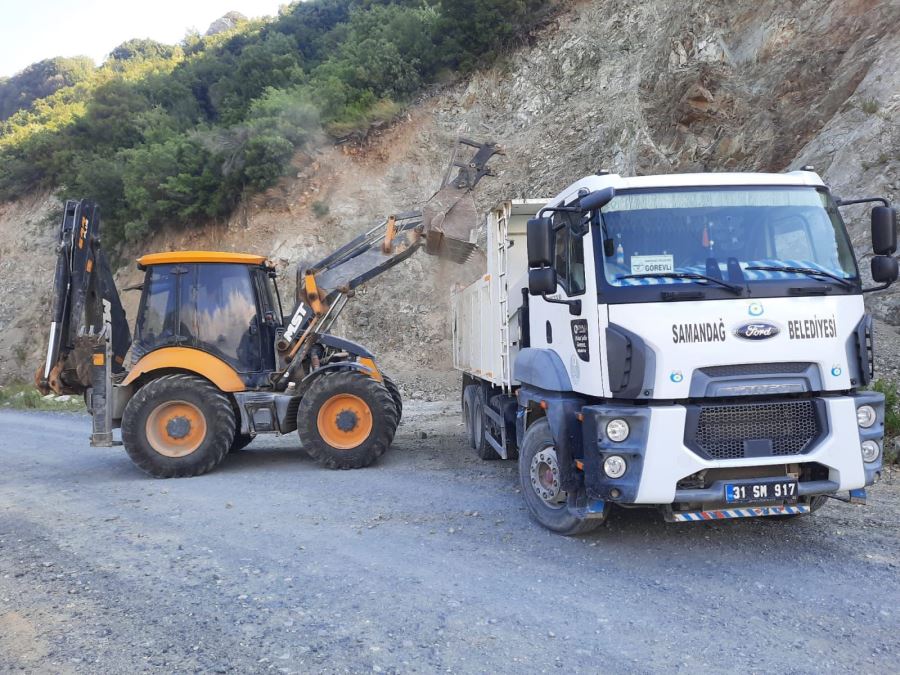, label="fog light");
[606,418,630,442]
[603,454,627,478]
[856,405,877,428]
[861,440,880,463]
